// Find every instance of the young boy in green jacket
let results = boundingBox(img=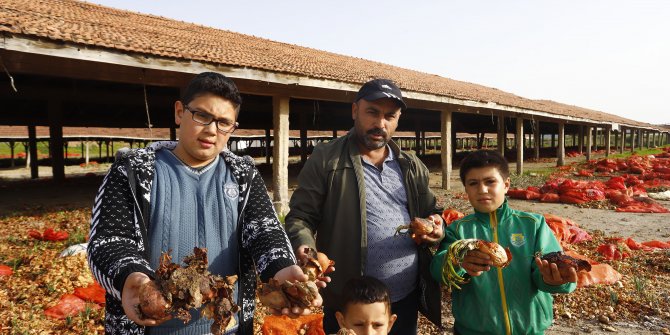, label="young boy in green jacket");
[430,150,577,335]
